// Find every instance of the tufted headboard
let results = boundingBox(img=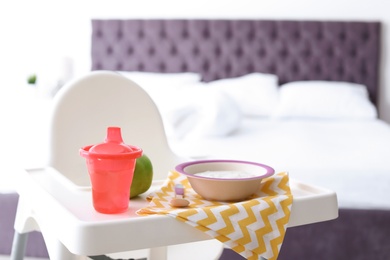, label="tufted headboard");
[91,19,381,105]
